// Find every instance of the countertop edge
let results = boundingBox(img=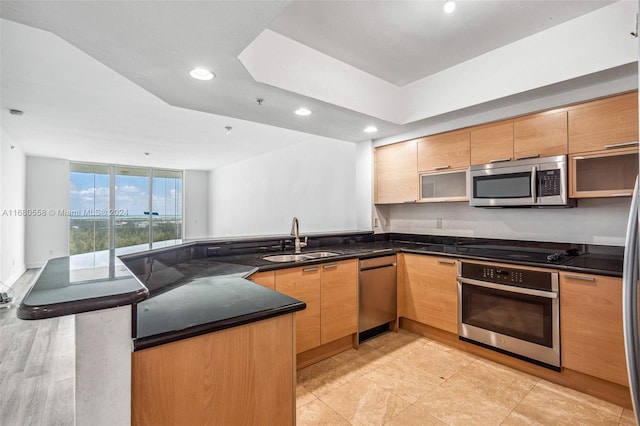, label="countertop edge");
[17,287,150,320]
[133,300,306,351]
